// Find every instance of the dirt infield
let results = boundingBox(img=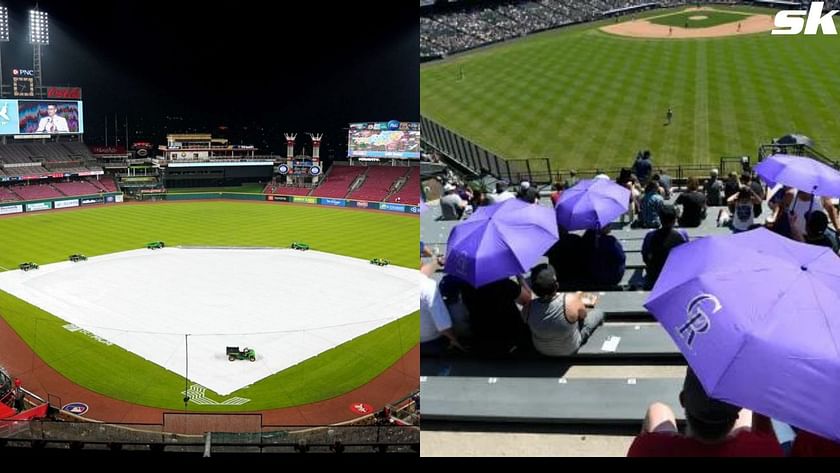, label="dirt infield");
[0,315,419,428]
[601,9,775,38]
